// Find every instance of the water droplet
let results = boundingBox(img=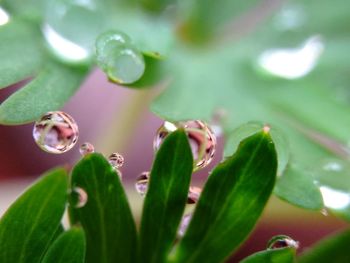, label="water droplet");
[79,142,95,156]
[0,6,10,26]
[258,35,324,79]
[70,187,88,208]
[154,120,217,170]
[178,214,192,237]
[135,171,150,196]
[108,152,125,168]
[267,235,299,250]
[187,186,202,204]
[33,111,79,154]
[321,208,329,216]
[95,30,145,84]
[43,0,107,63]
